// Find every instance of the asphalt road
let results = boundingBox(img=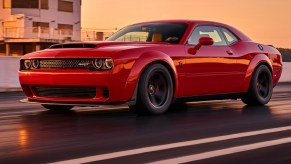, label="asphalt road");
[1,83,291,164]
